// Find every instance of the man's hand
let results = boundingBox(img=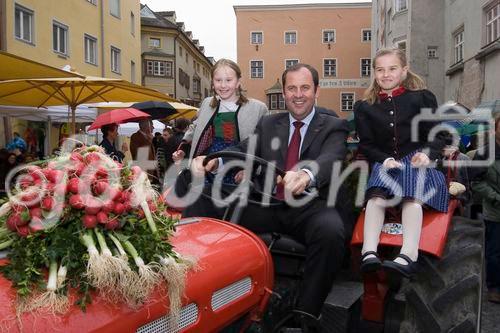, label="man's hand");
[234,170,245,183]
[190,155,219,176]
[411,152,430,167]
[278,170,311,196]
